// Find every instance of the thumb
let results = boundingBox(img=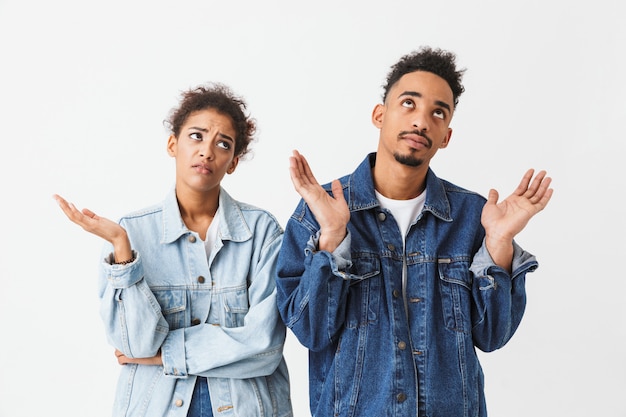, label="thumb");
[487,189,499,205]
[330,179,344,201]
